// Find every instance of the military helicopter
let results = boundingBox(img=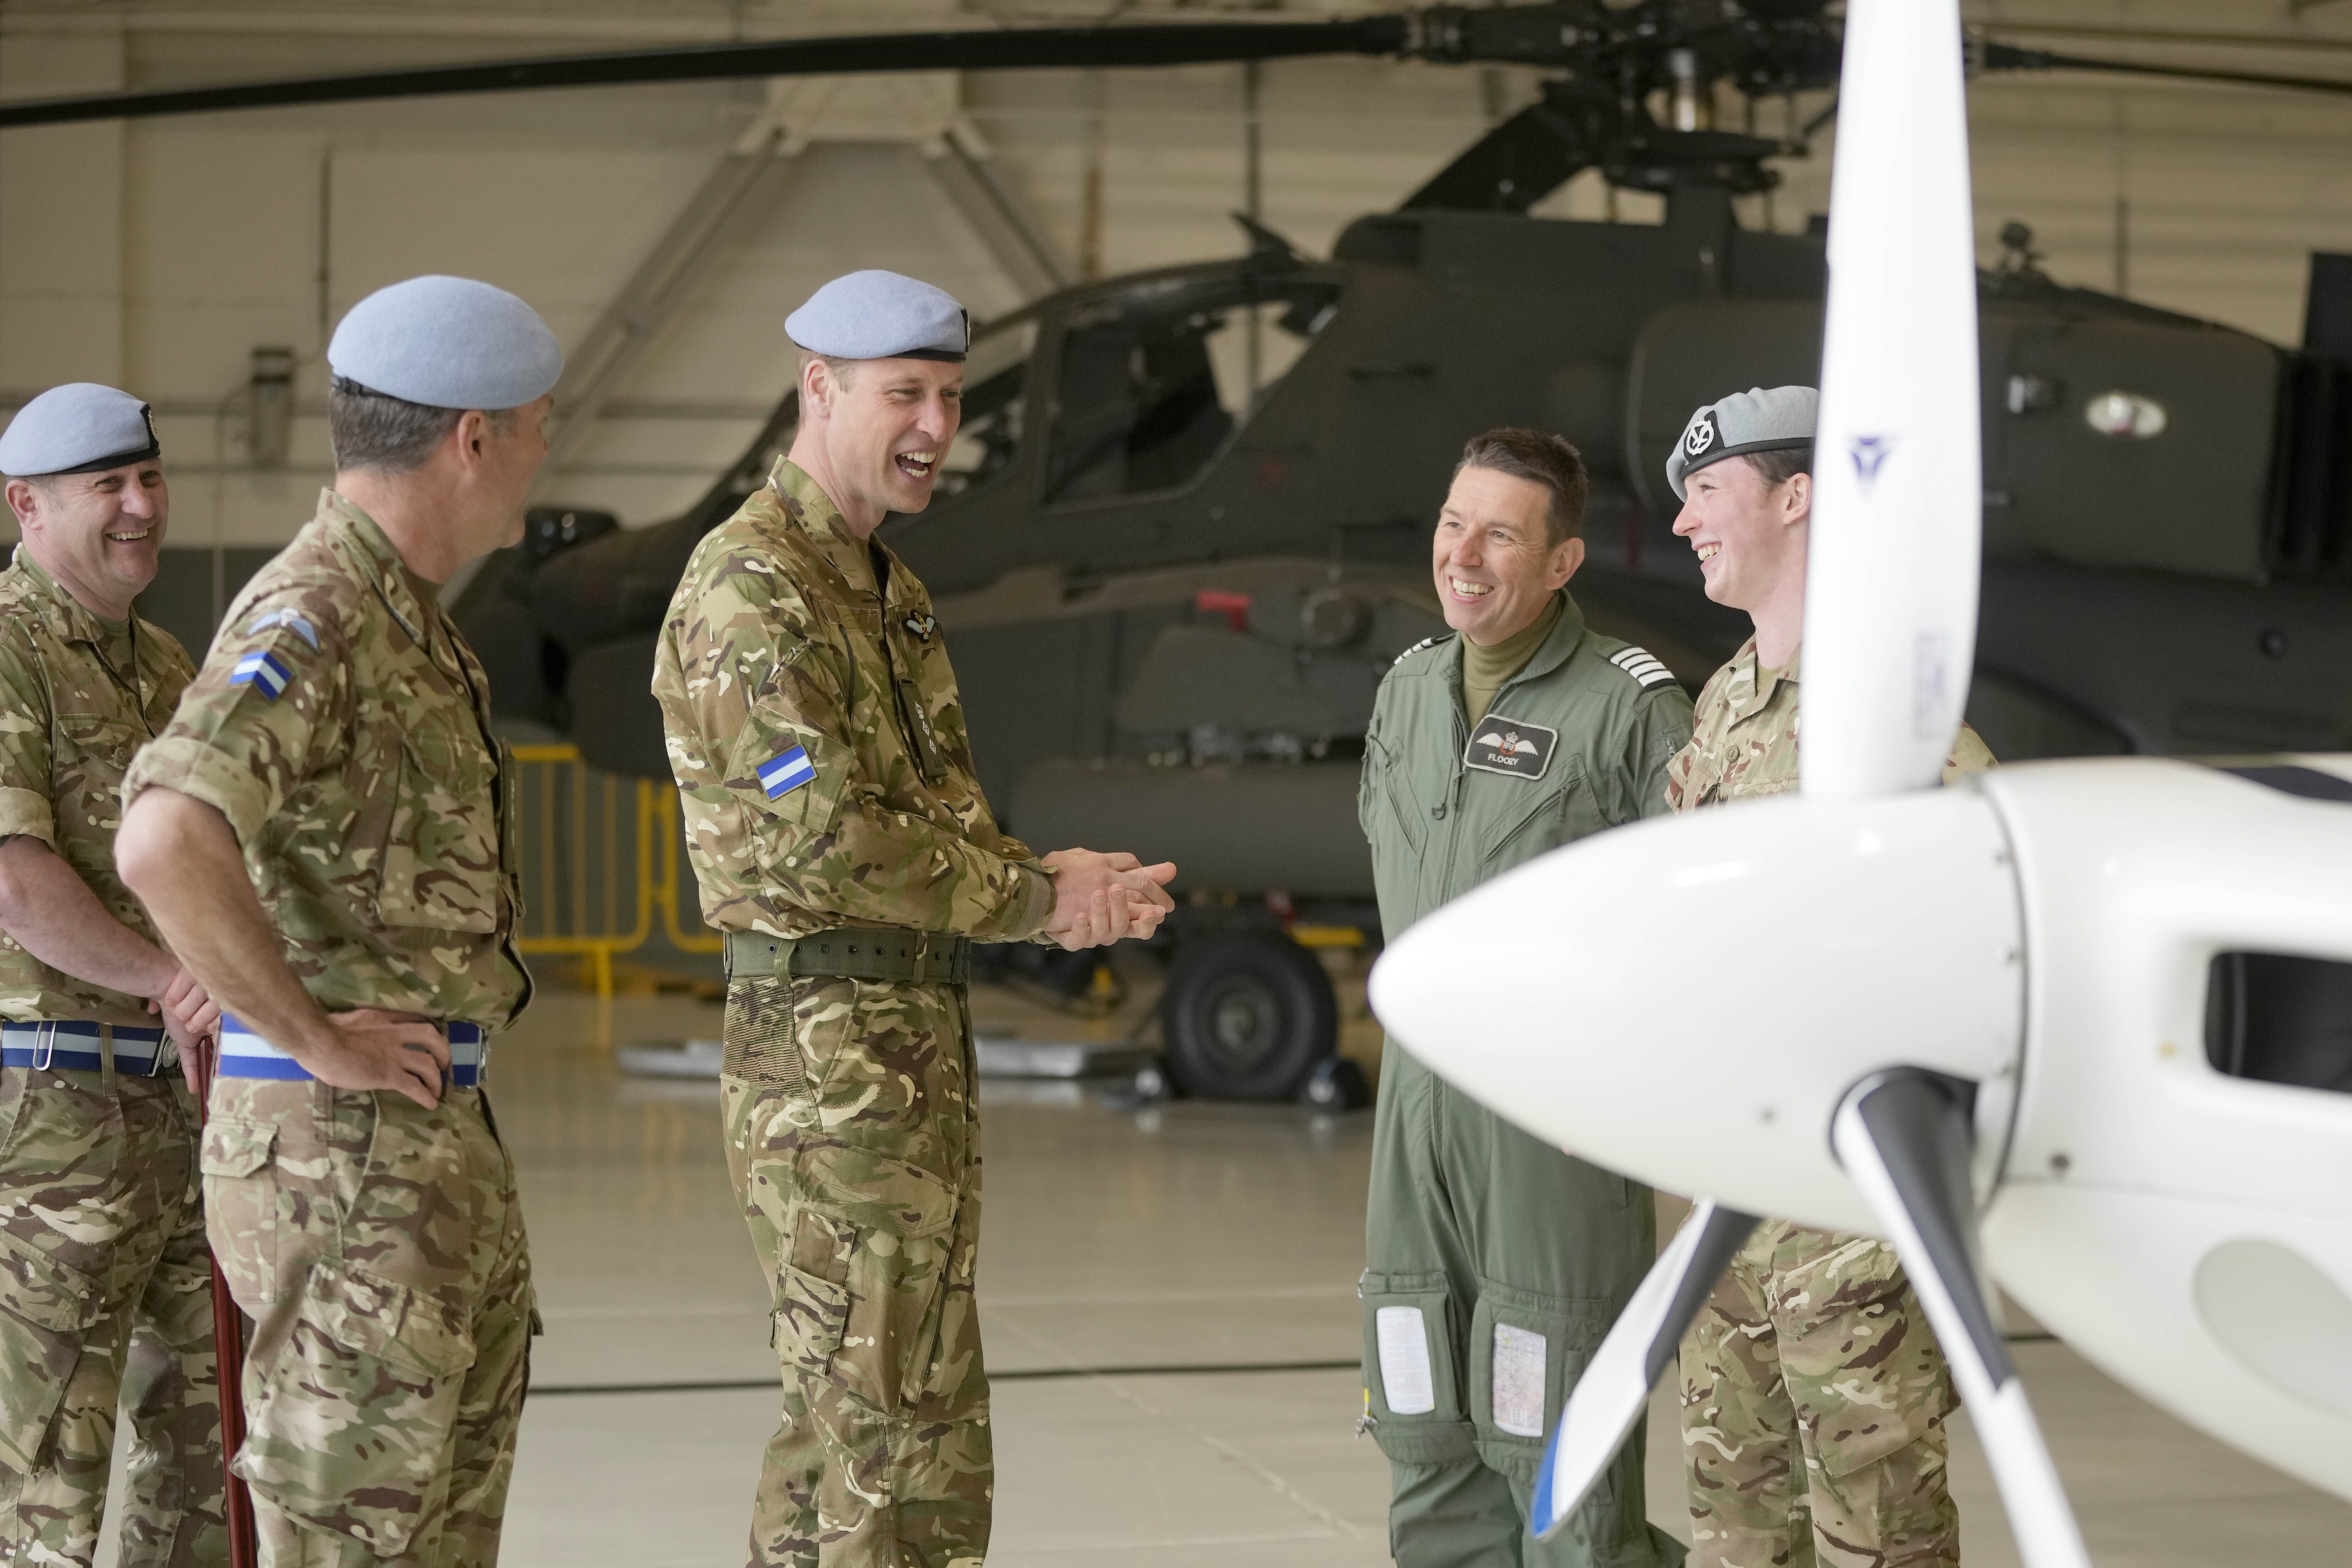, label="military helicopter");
[18,3,2352,1100]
